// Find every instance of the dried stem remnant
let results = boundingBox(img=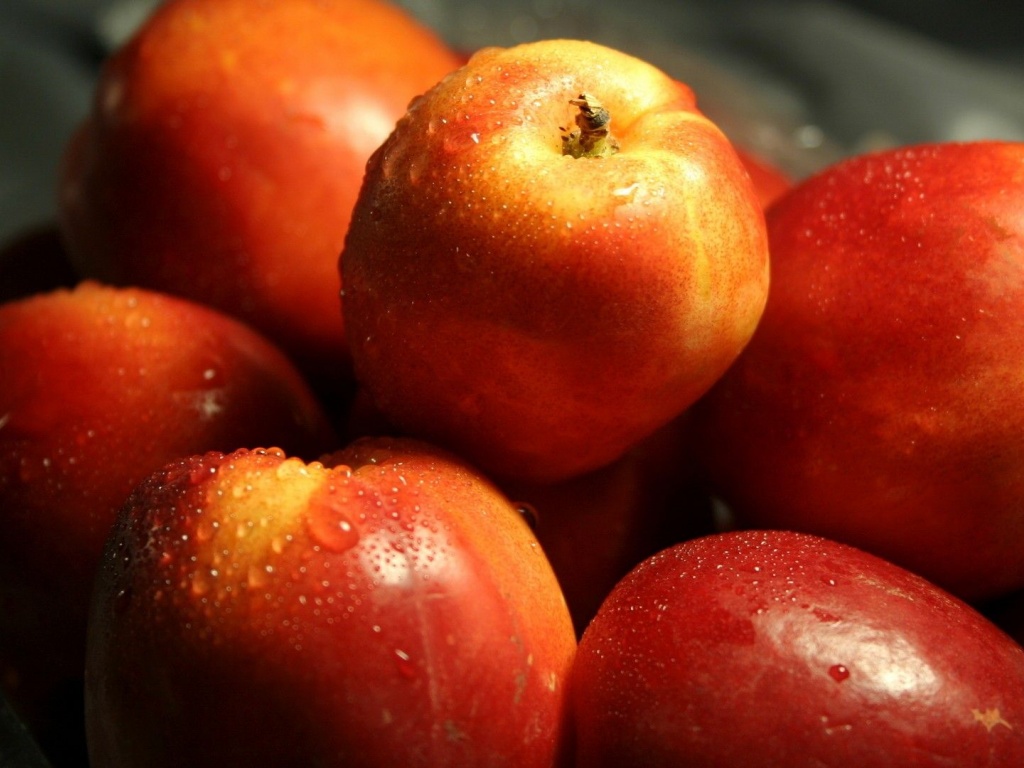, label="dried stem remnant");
[561,93,620,158]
